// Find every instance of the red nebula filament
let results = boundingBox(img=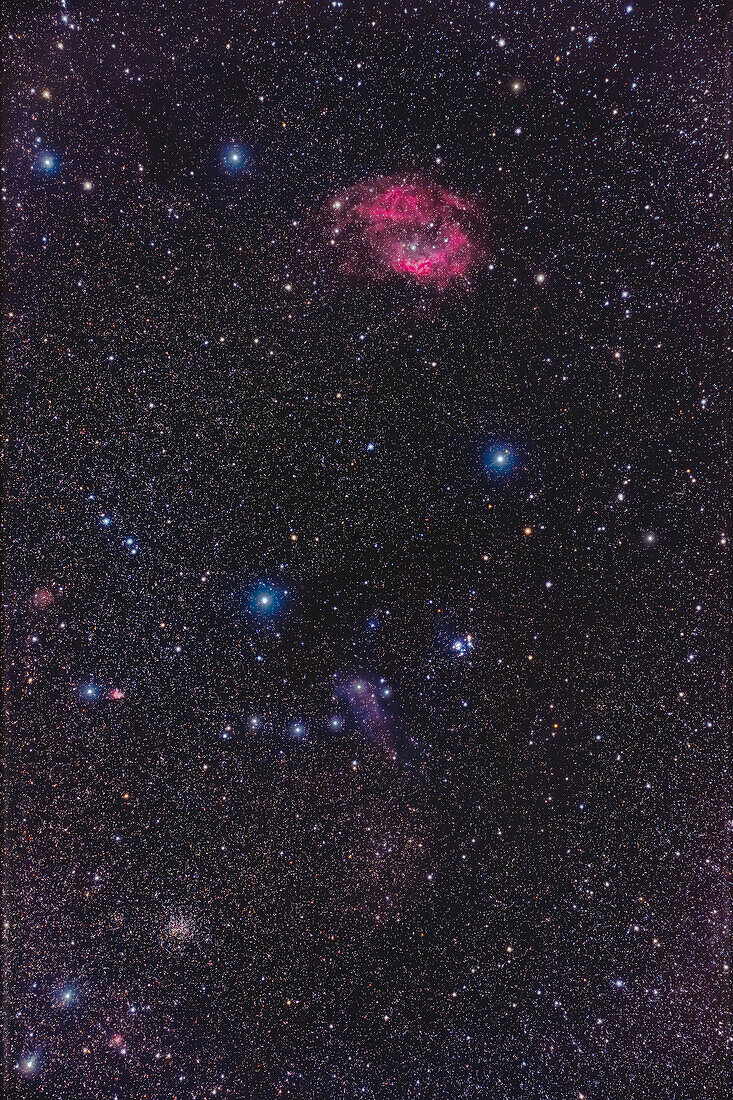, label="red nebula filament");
[328,176,482,287]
